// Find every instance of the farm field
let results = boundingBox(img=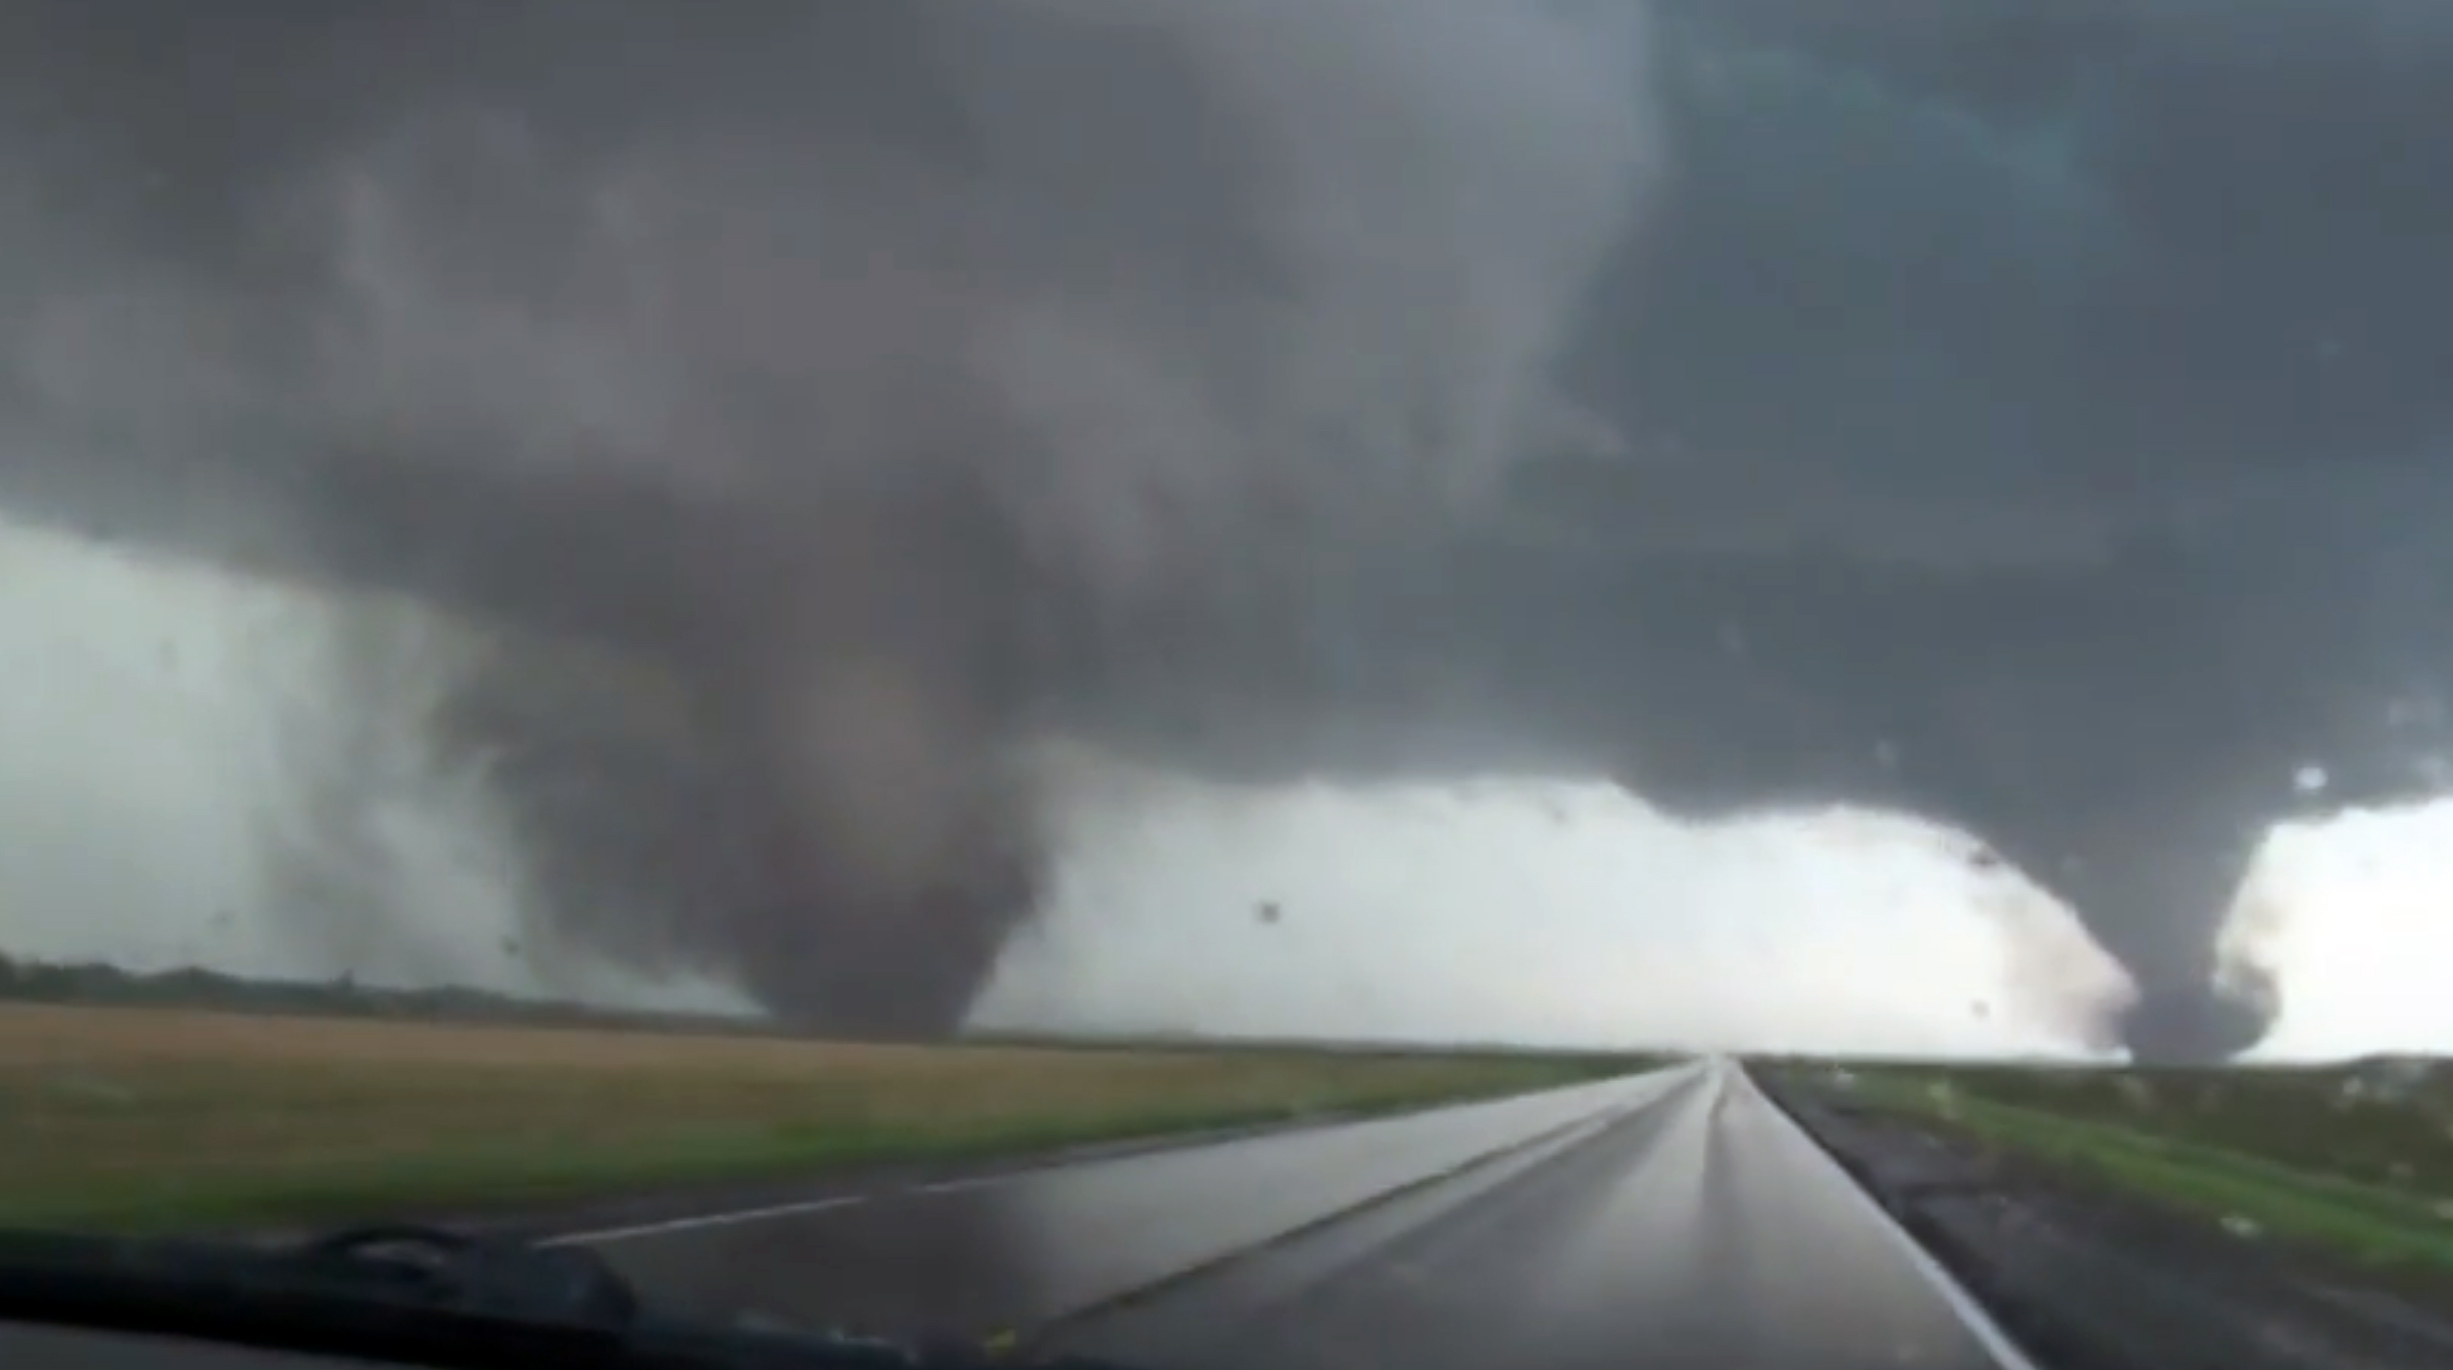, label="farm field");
[0,1002,1633,1232]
